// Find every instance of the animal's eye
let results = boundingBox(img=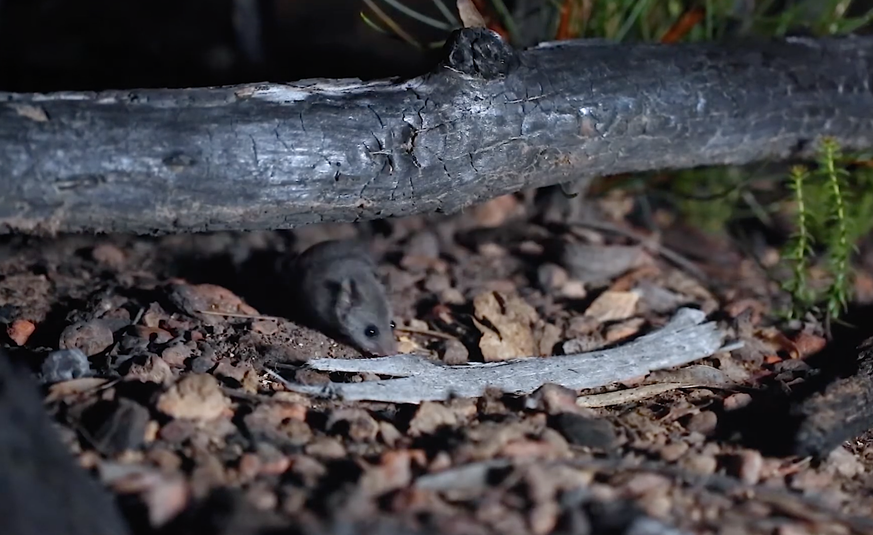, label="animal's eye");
[364,325,379,338]
[389,321,396,329]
